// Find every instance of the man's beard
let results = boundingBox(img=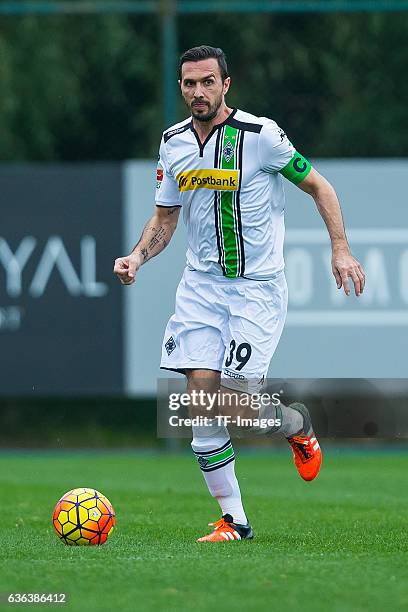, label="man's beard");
[190,95,222,122]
